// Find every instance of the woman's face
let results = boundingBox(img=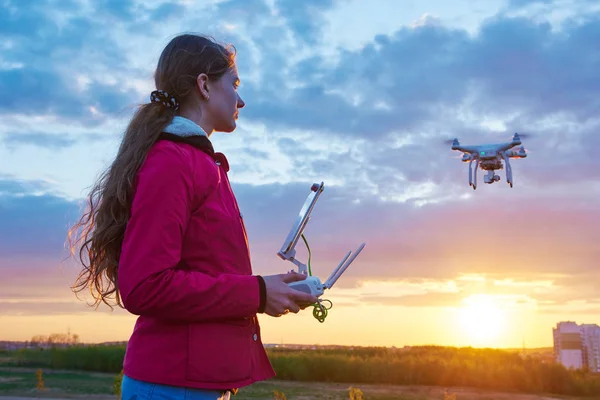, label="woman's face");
[204,63,245,133]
